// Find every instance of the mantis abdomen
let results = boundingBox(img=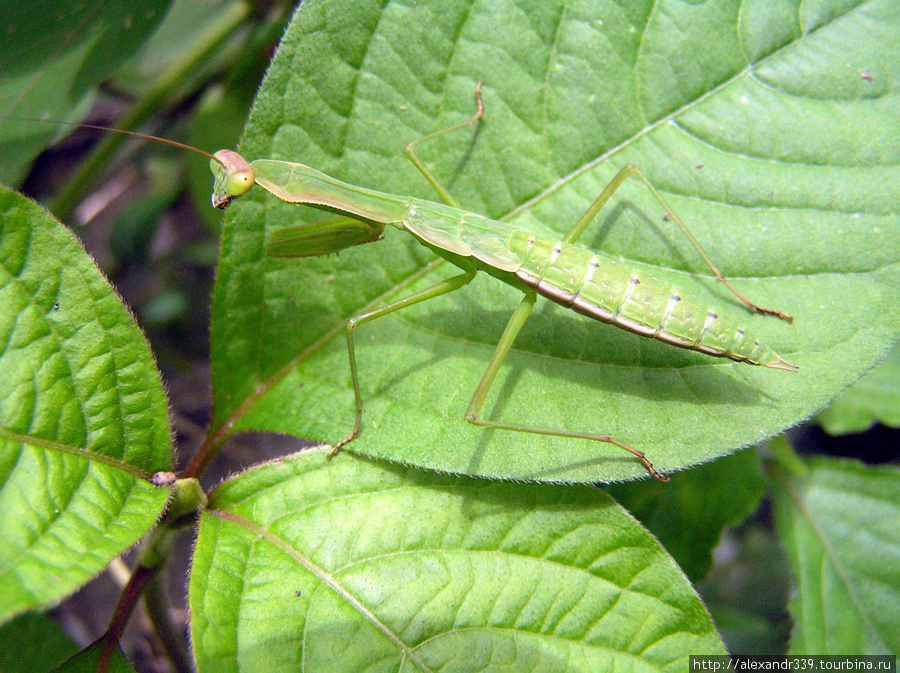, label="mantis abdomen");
[400,201,795,371]
[515,235,794,370]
